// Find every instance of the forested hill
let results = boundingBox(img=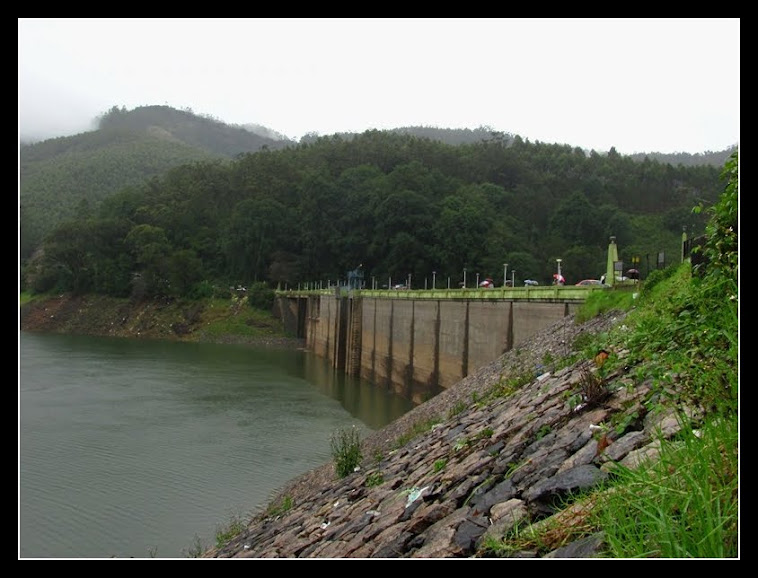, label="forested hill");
[300,126,512,147]
[304,126,737,167]
[19,105,295,256]
[21,114,737,302]
[94,105,294,156]
[19,103,735,261]
[627,147,738,168]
